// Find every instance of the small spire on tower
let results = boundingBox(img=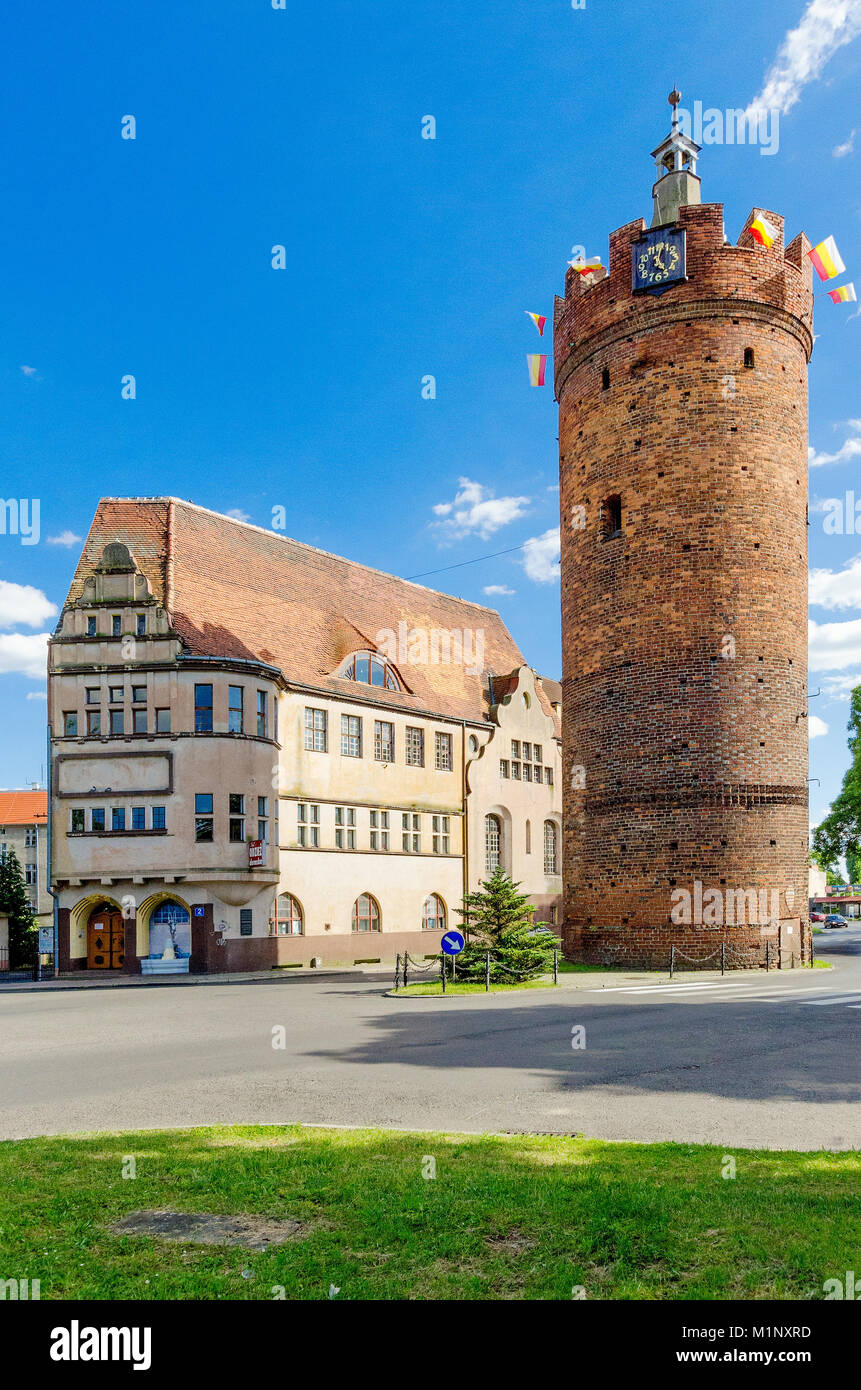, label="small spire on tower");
[650,87,702,227]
